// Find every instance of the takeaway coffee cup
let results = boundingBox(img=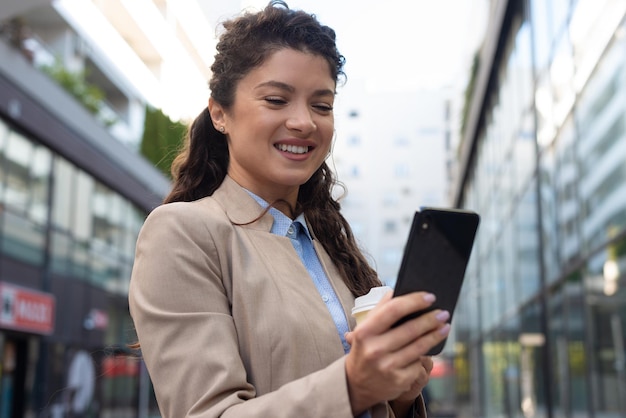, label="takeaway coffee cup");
[351,286,393,326]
